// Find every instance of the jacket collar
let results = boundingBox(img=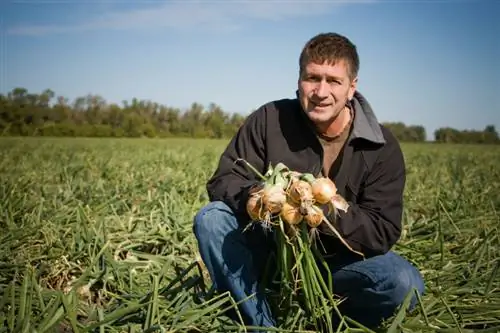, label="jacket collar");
[348,91,386,144]
[295,89,386,145]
